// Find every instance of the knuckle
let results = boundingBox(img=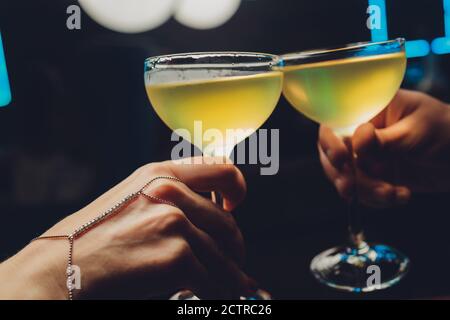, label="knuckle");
[160,209,189,234]
[152,181,184,200]
[169,238,194,266]
[136,163,157,176]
